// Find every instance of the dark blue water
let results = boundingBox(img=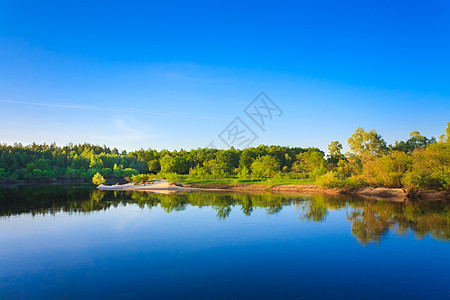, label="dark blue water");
[0,187,449,299]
